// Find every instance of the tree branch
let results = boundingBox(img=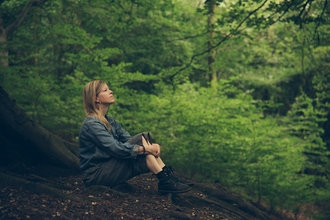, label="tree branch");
[164,30,209,42]
[313,0,328,39]
[266,0,294,25]
[169,0,269,81]
[297,0,313,22]
[5,0,48,36]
